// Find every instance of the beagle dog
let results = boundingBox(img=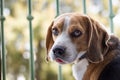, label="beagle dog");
[46,13,120,80]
